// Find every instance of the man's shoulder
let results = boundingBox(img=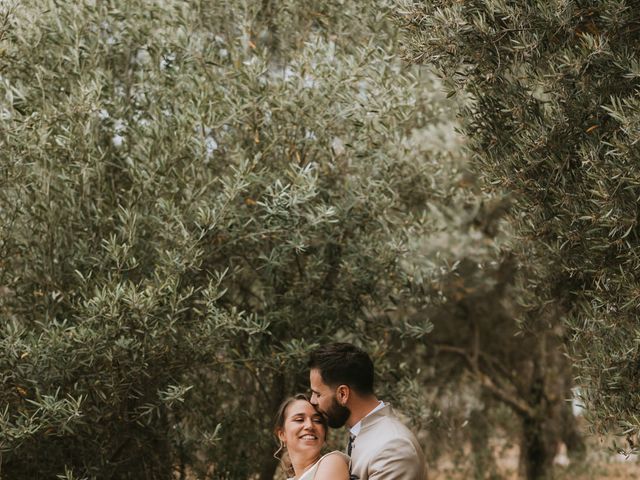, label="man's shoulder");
[351,416,426,479]
[360,410,417,440]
